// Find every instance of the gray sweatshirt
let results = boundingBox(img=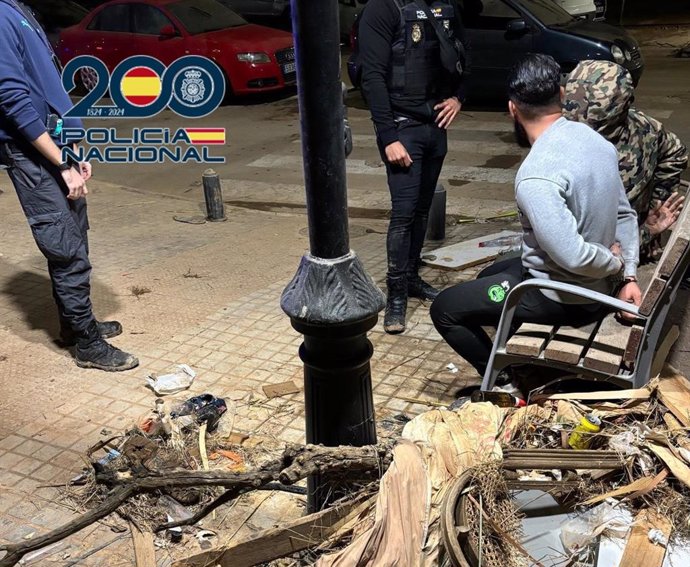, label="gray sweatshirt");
[516,117,639,303]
